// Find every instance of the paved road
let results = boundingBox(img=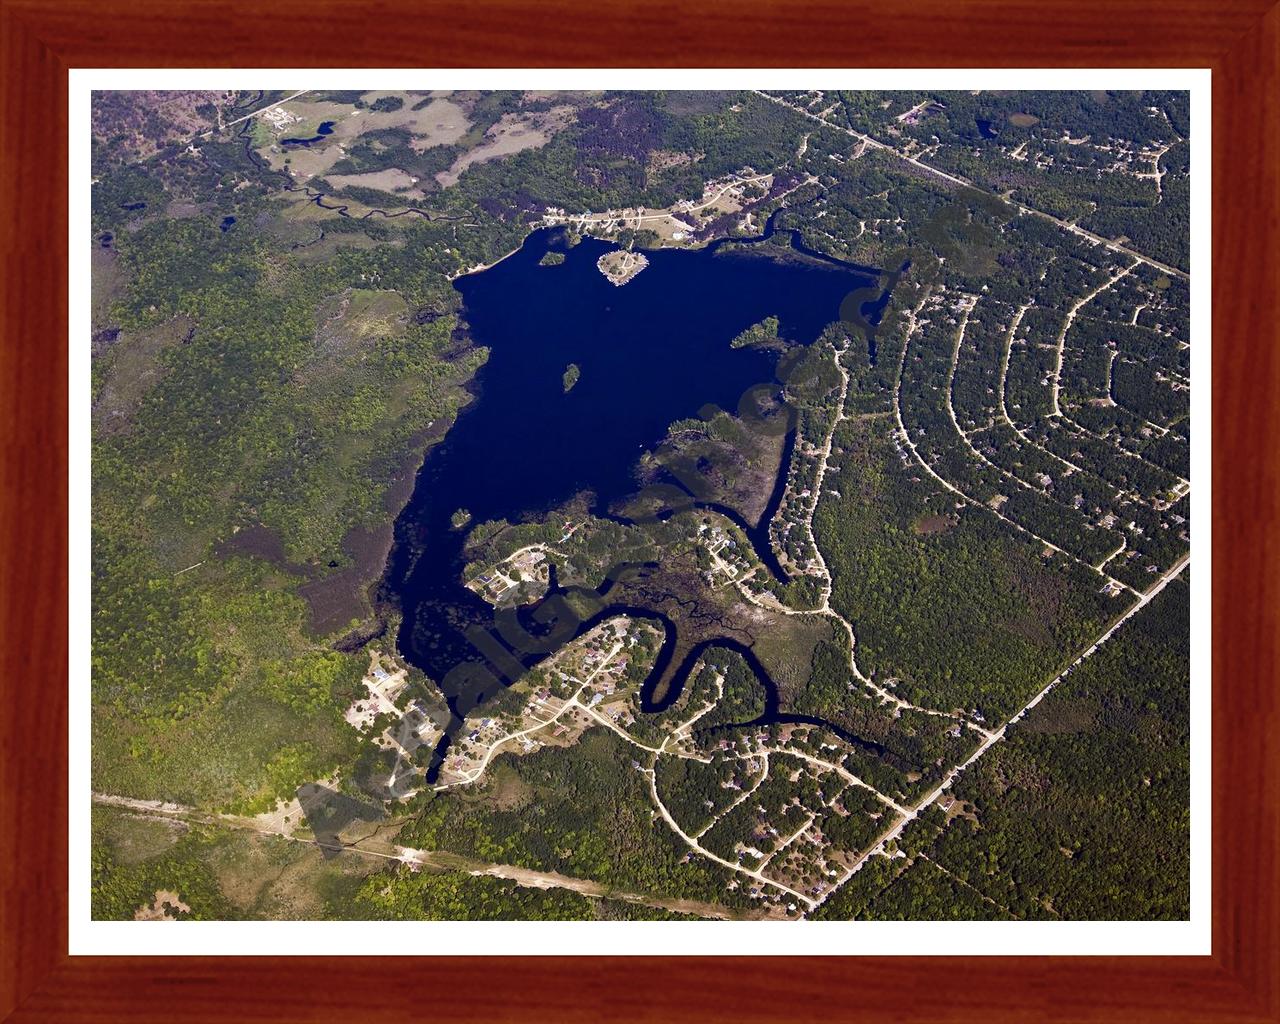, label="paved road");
[205,90,311,139]
[752,91,1189,281]
[814,551,1190,909]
